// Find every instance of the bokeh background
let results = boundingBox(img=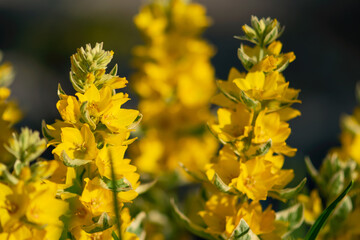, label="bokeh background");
[0,0,359,184]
